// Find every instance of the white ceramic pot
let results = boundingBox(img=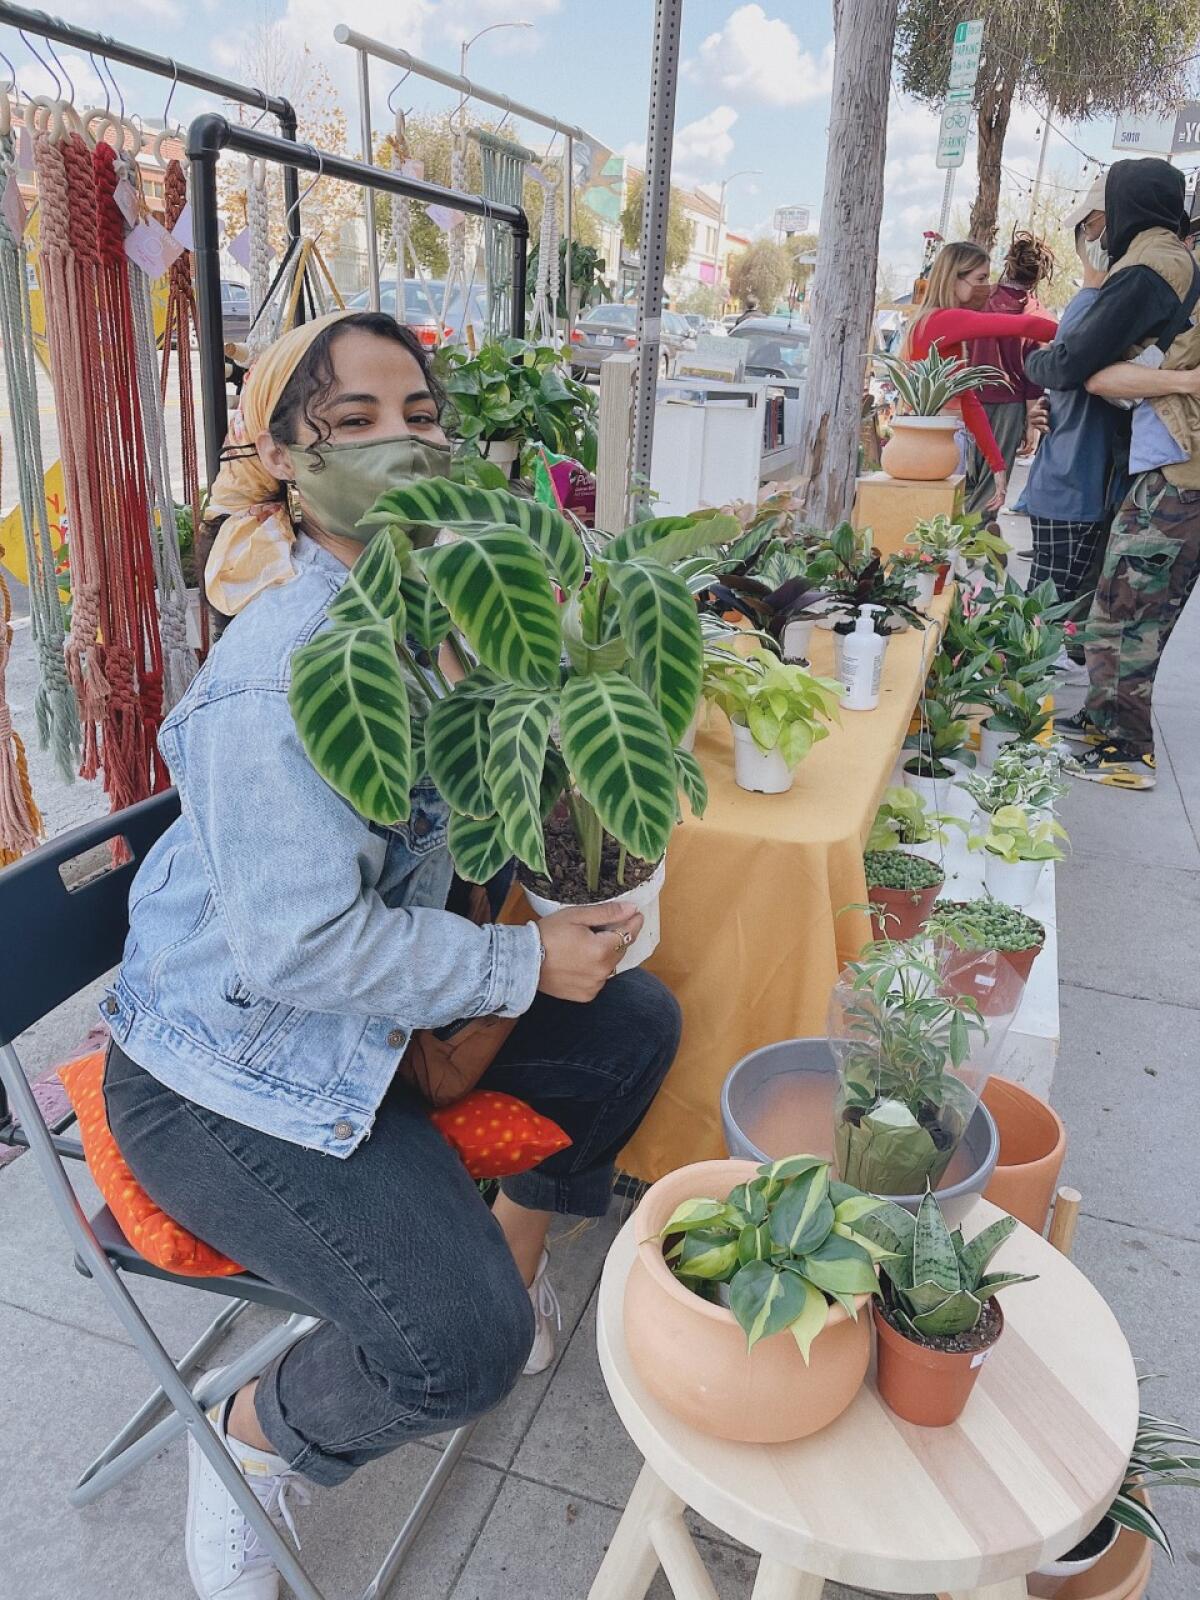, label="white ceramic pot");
[983,853,1045,908]
[903,761,974,822]
[781,618,814,662]
[977,720,1016,769]
[911,569,938,611]
[732,721,795,794]
[1029,1517,1120,1595]
[522,859,667,973]
[482,438,520,475]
